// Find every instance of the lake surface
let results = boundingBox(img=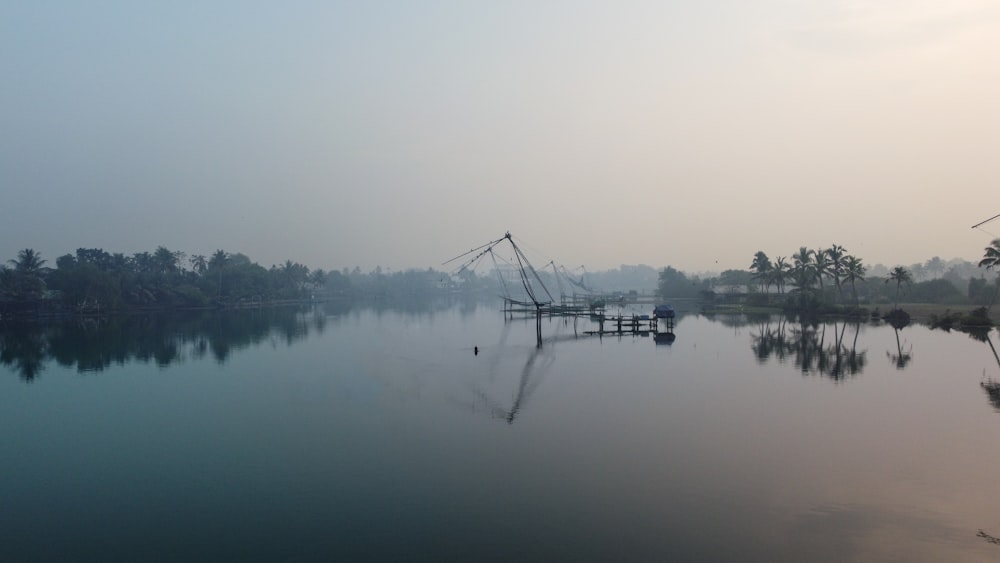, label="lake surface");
[3,301,1000,561]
